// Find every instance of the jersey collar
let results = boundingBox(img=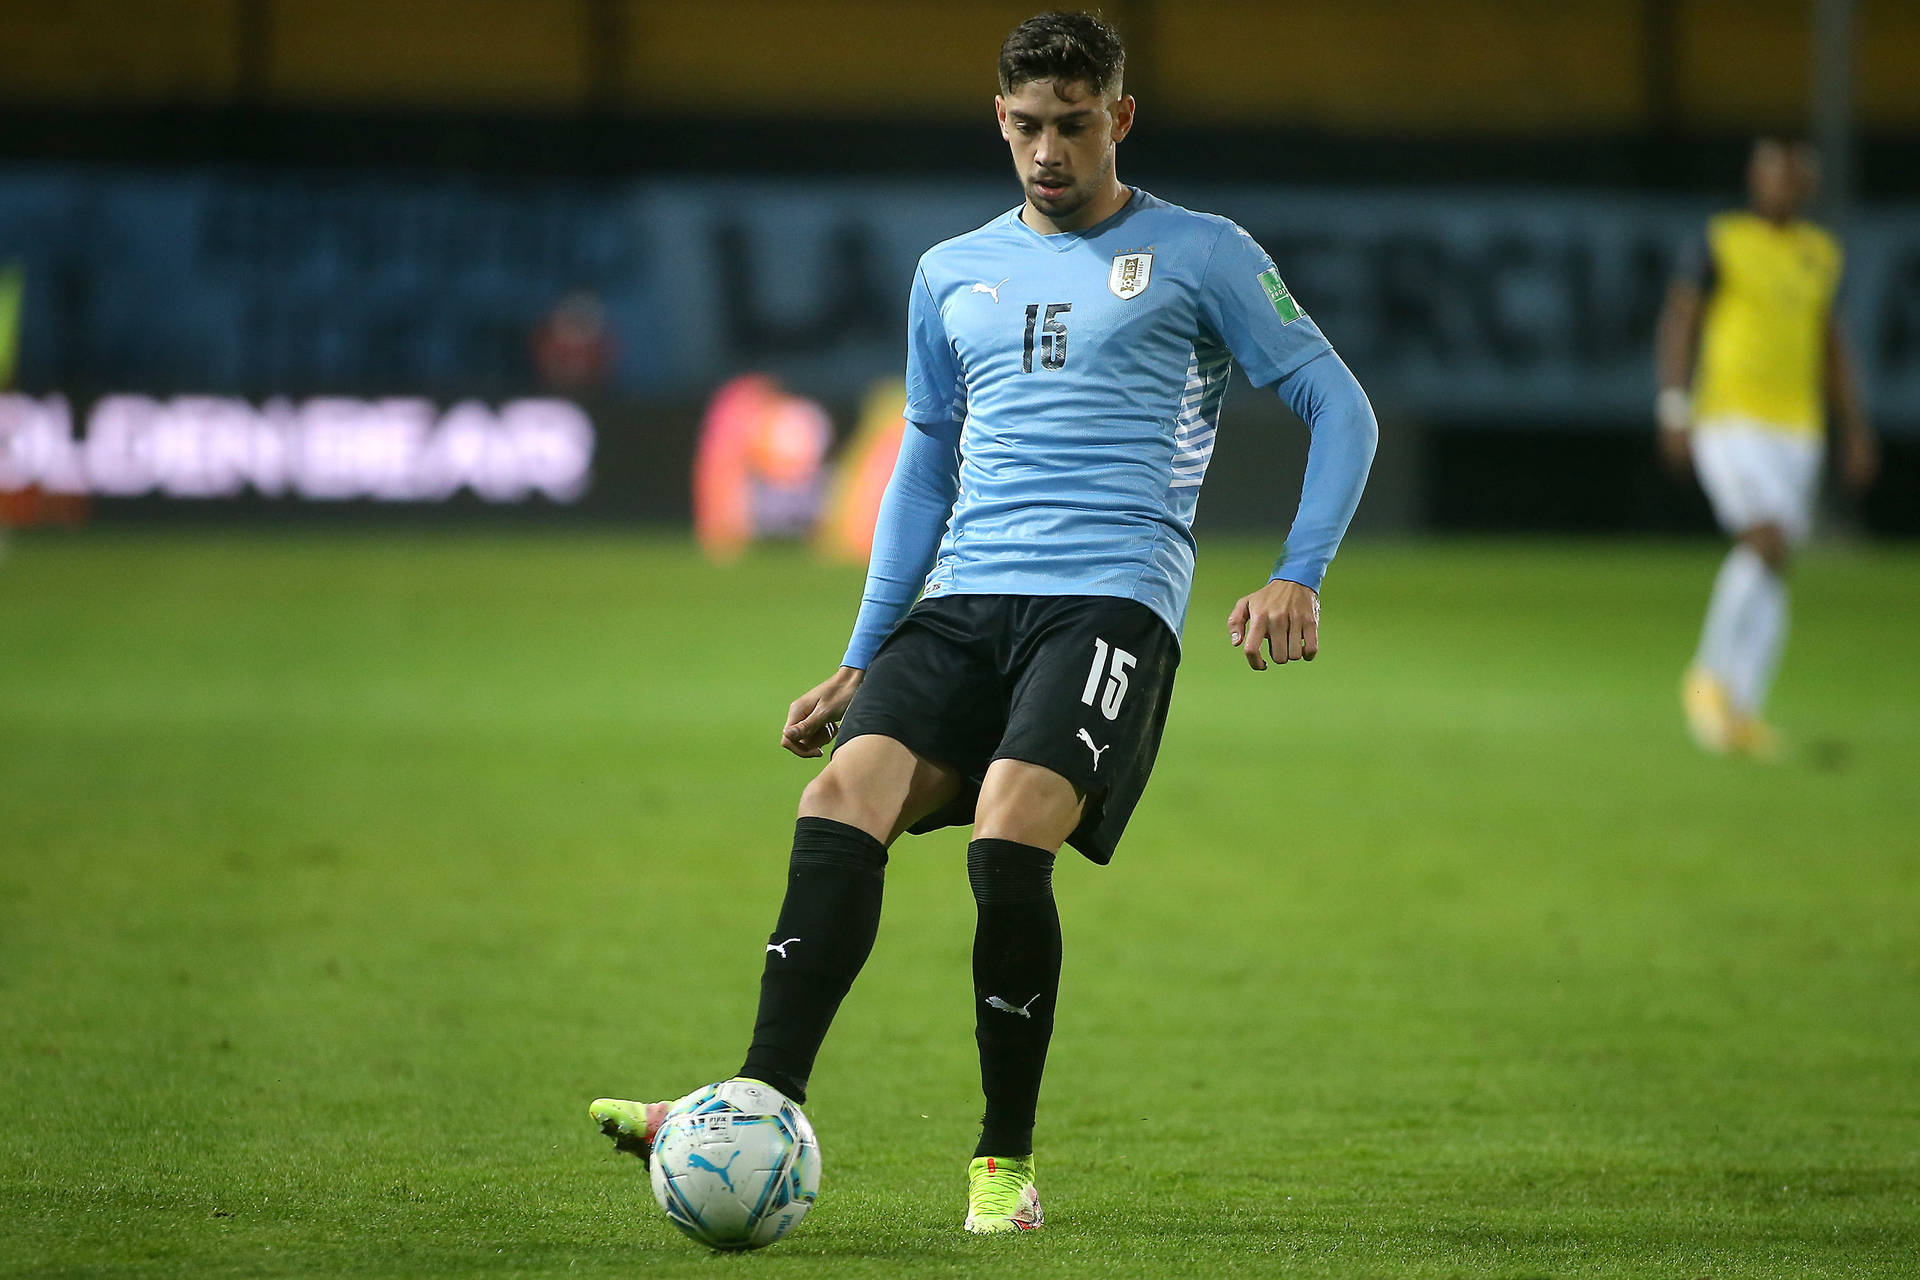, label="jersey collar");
[1008,188,1146,251]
